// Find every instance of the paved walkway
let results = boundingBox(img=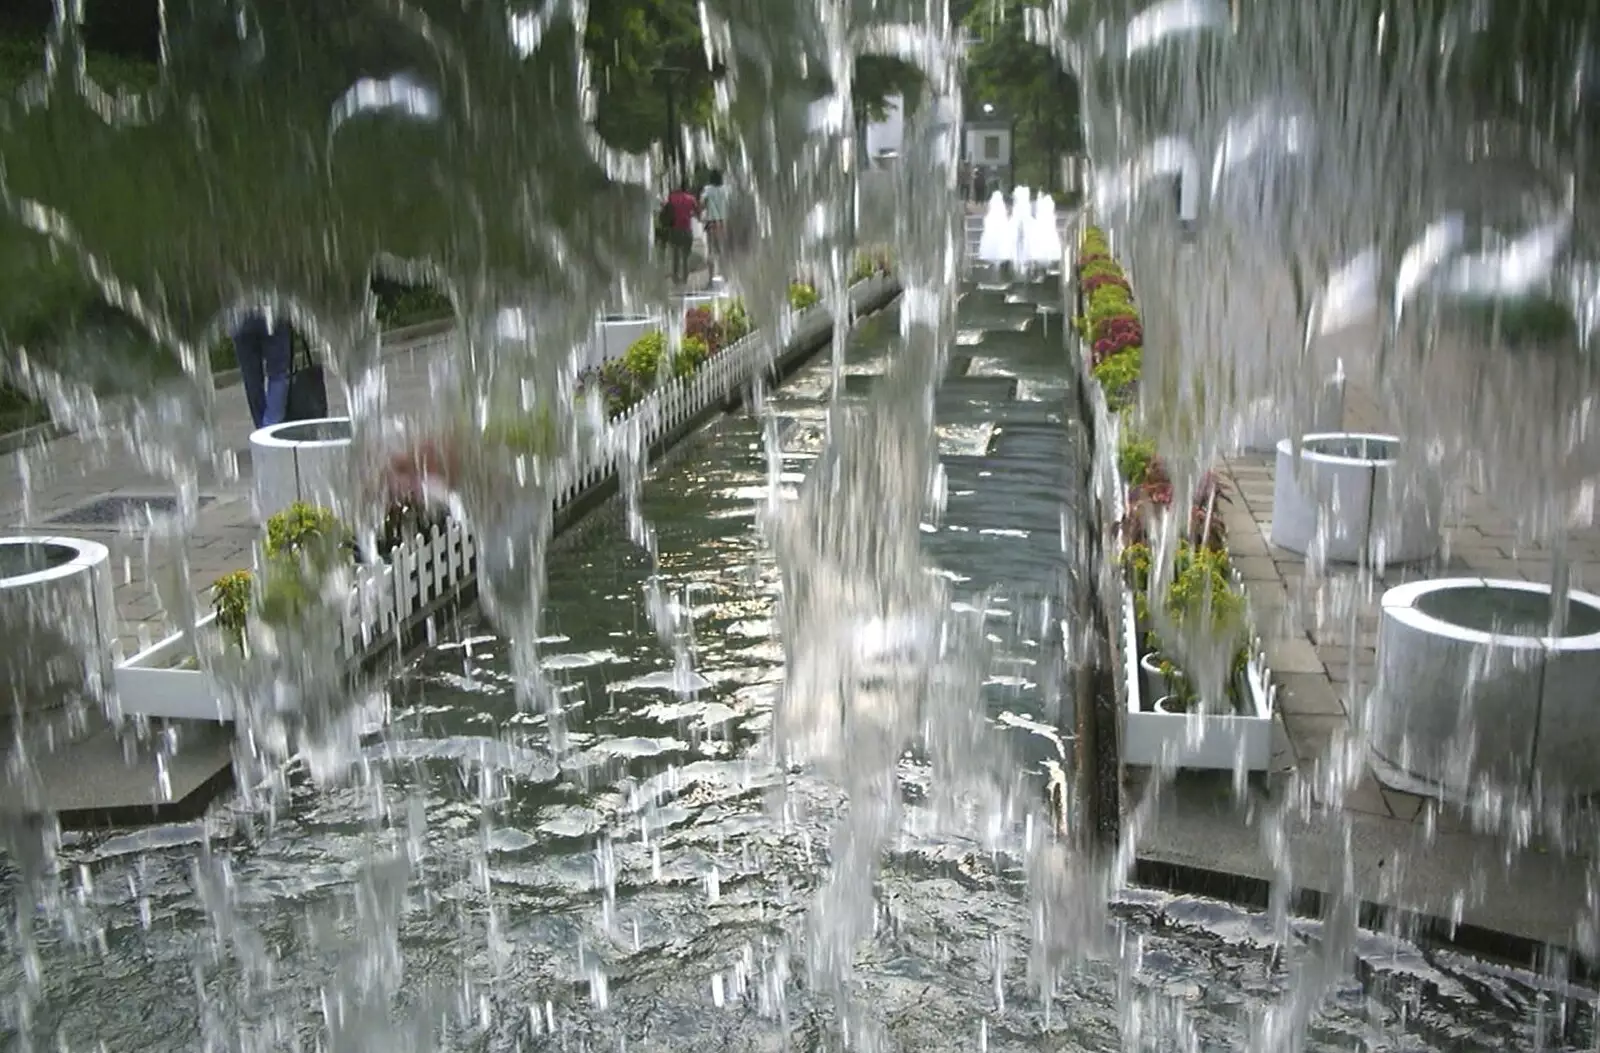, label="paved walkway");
[1219,364,1600,837]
